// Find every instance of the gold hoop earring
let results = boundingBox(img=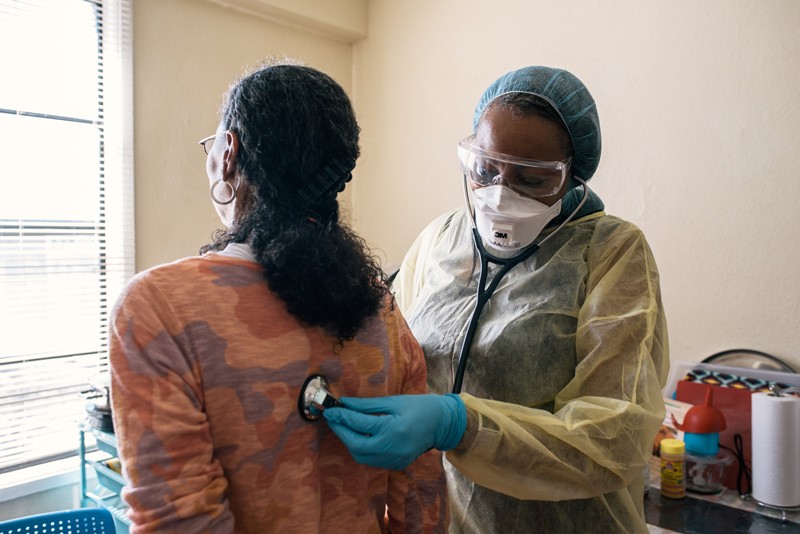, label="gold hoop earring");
[210,179,236,205]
